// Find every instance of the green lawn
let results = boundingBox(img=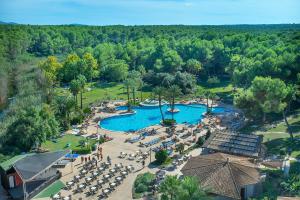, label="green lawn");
[41,134,85,151]
[266,115,300,133]
[56,82,152,108]
[33,180,65,199]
